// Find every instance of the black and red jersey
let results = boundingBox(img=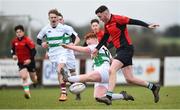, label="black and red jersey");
[96,30,111,43]
[11,36,35,63]
[104,14,132,48]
